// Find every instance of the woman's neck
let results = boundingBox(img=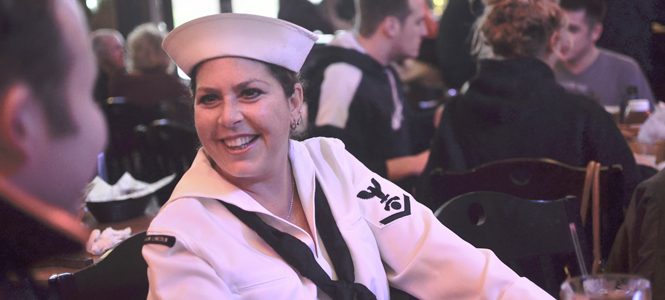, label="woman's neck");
[217,155,293,218]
